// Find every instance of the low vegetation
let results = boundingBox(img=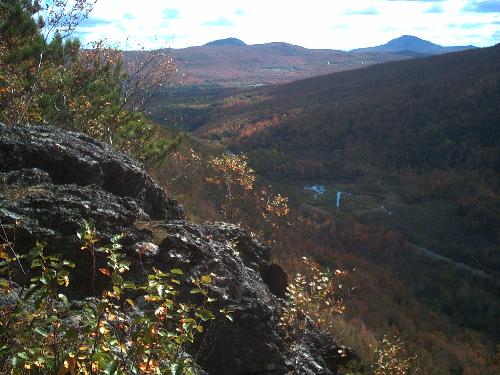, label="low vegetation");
[0,222,220,374]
